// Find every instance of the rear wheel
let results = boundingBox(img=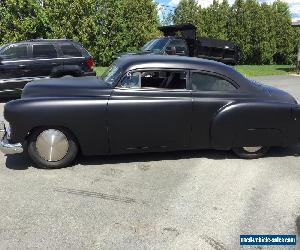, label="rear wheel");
[232,146,269,159]
[27,128,78,168]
